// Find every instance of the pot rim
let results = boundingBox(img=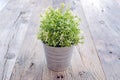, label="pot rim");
[43,43,74,48]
